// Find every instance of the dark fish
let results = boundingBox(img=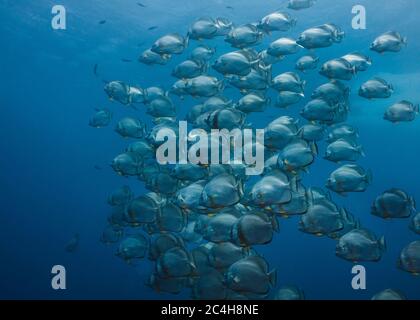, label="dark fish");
[226,6,234,9]
[99,20,106,25]
[65,233,79,253]
[137,2,146,7]
[94,165,102,170]
[121,58,133,62]
[148,26,158,31]
[93,63,98,76]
